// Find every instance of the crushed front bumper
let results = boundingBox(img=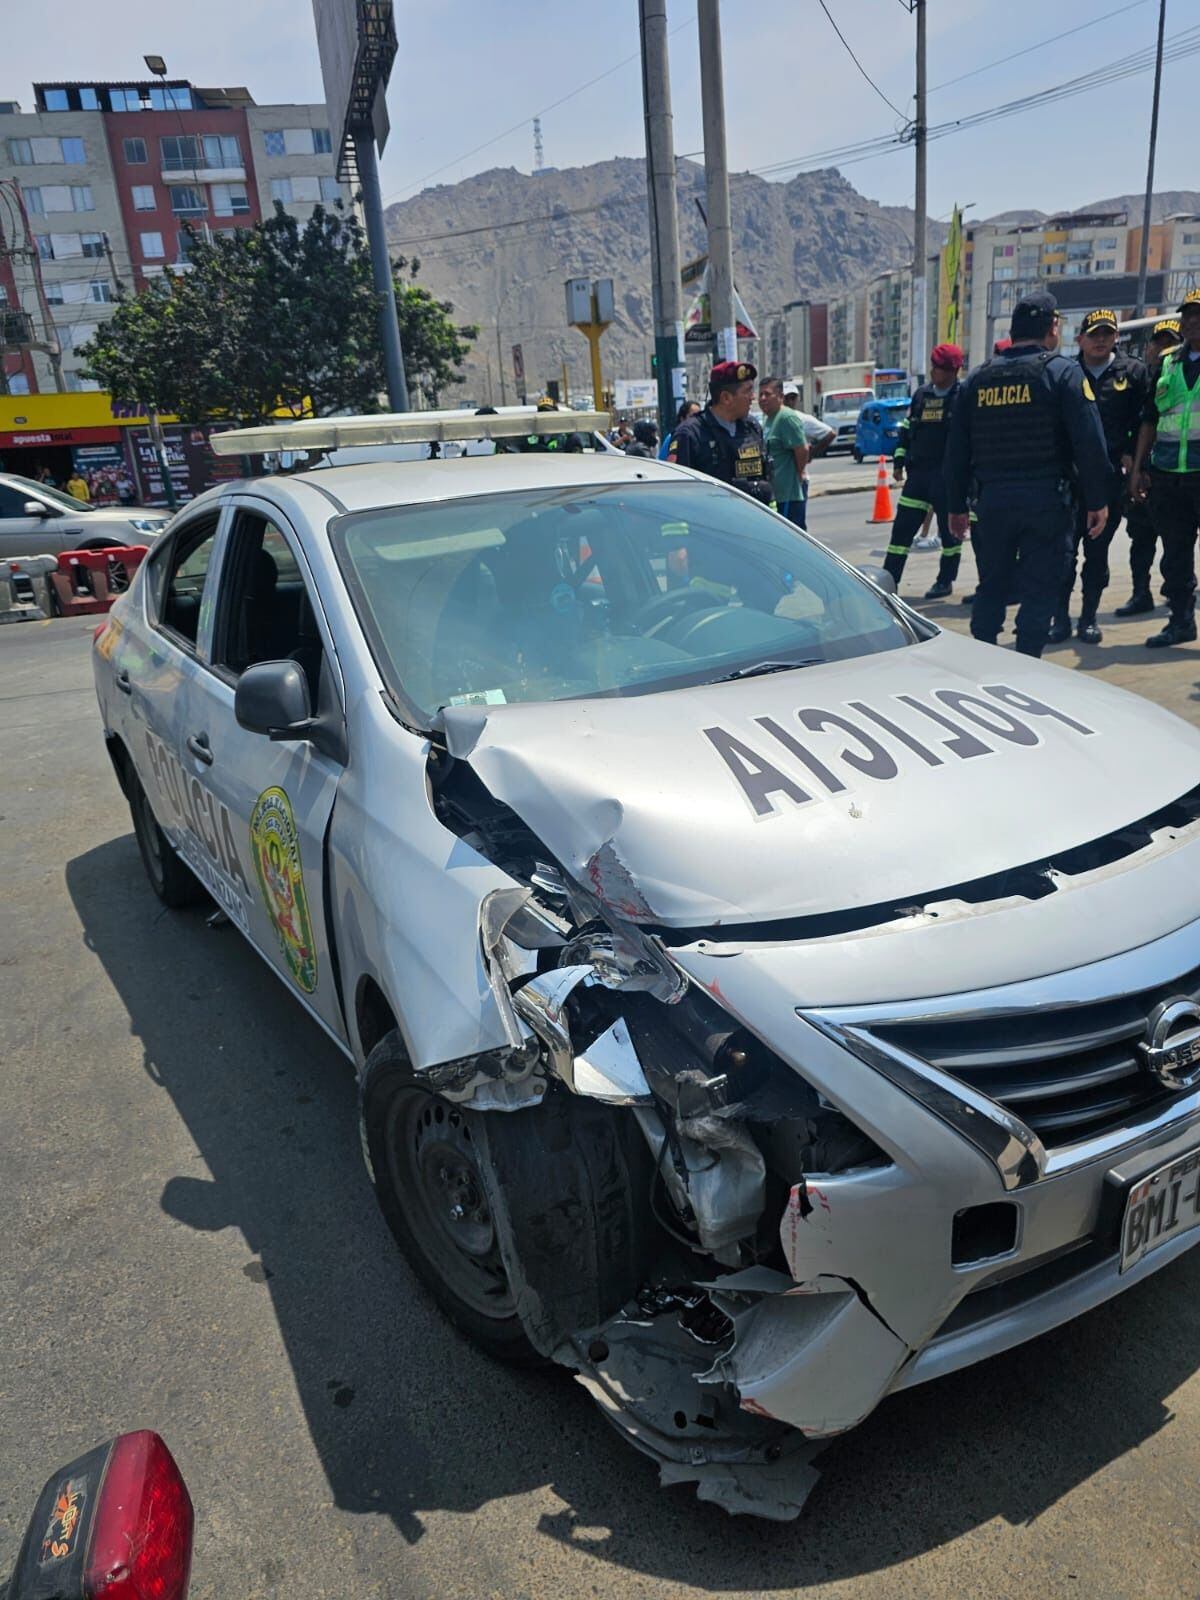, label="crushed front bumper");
[670,914,1200,1441]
